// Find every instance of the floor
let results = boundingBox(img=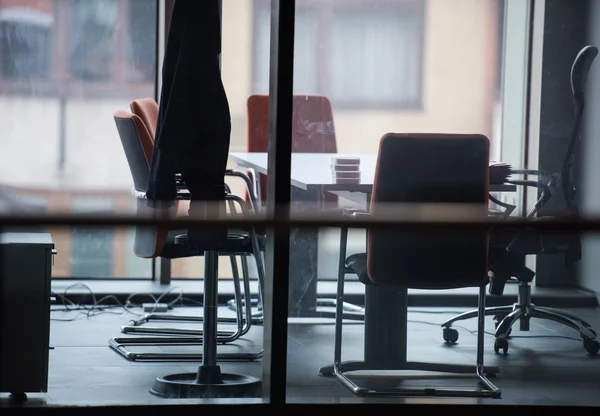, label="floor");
[2,302,600,407]
[50,278,599,309]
